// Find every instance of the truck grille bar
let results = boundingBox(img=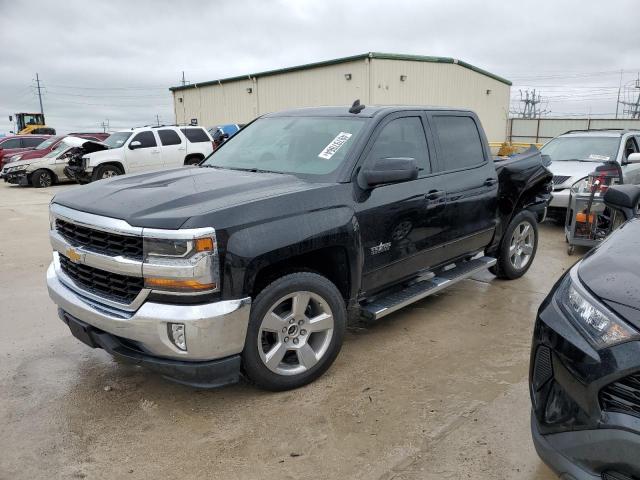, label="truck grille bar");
[56,218,143,260]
